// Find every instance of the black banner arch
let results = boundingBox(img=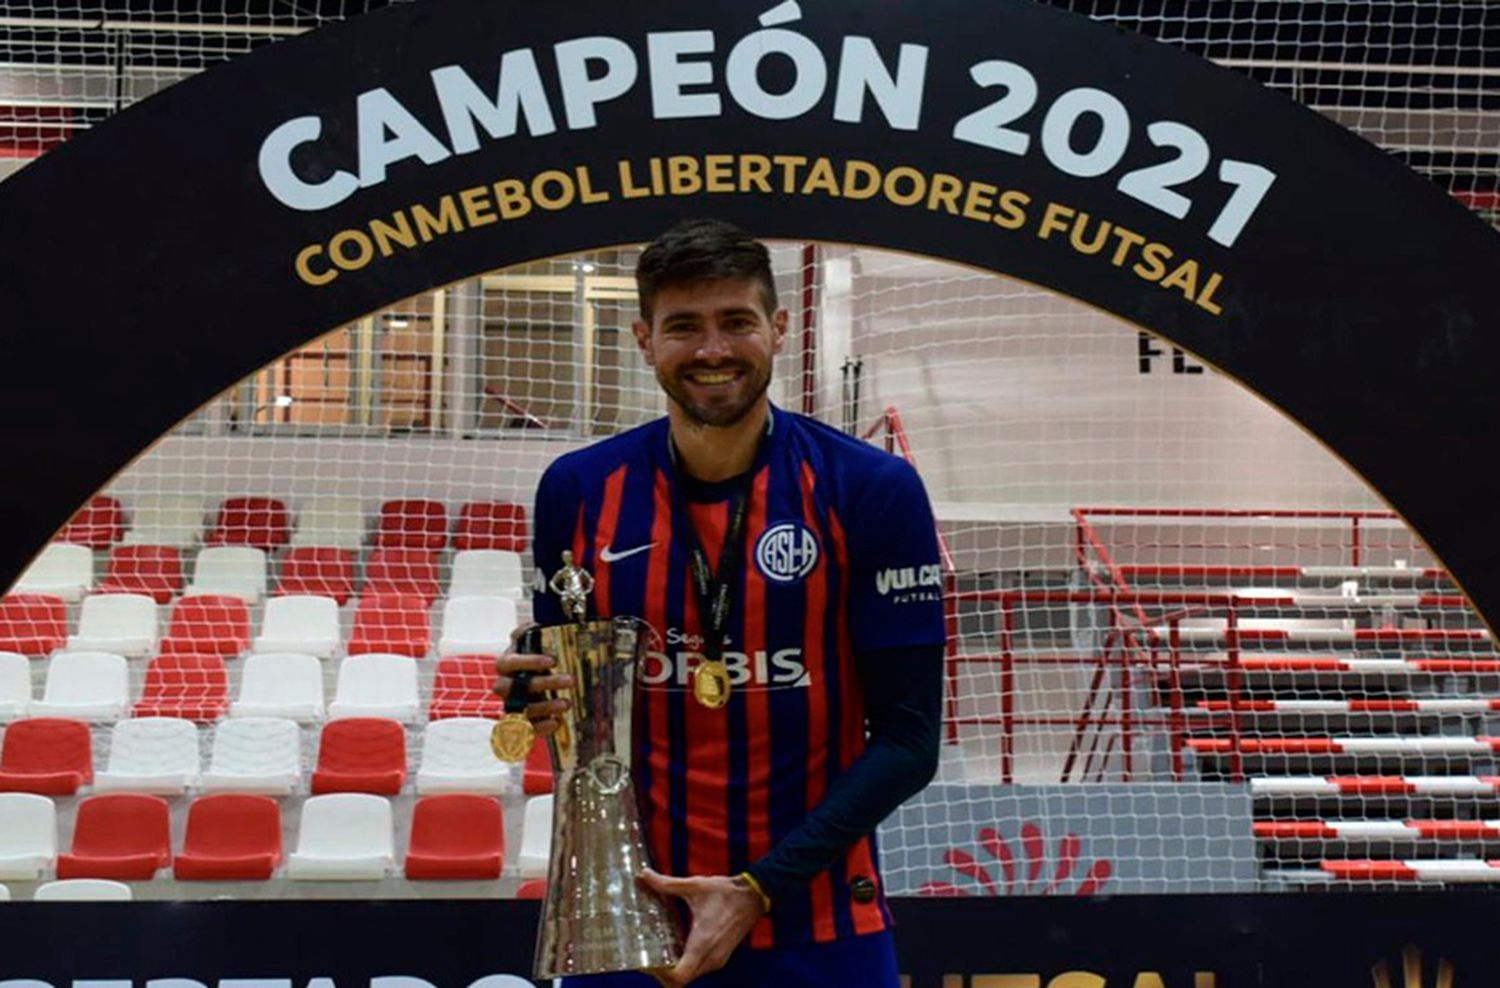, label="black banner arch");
[1,0,1498,620]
